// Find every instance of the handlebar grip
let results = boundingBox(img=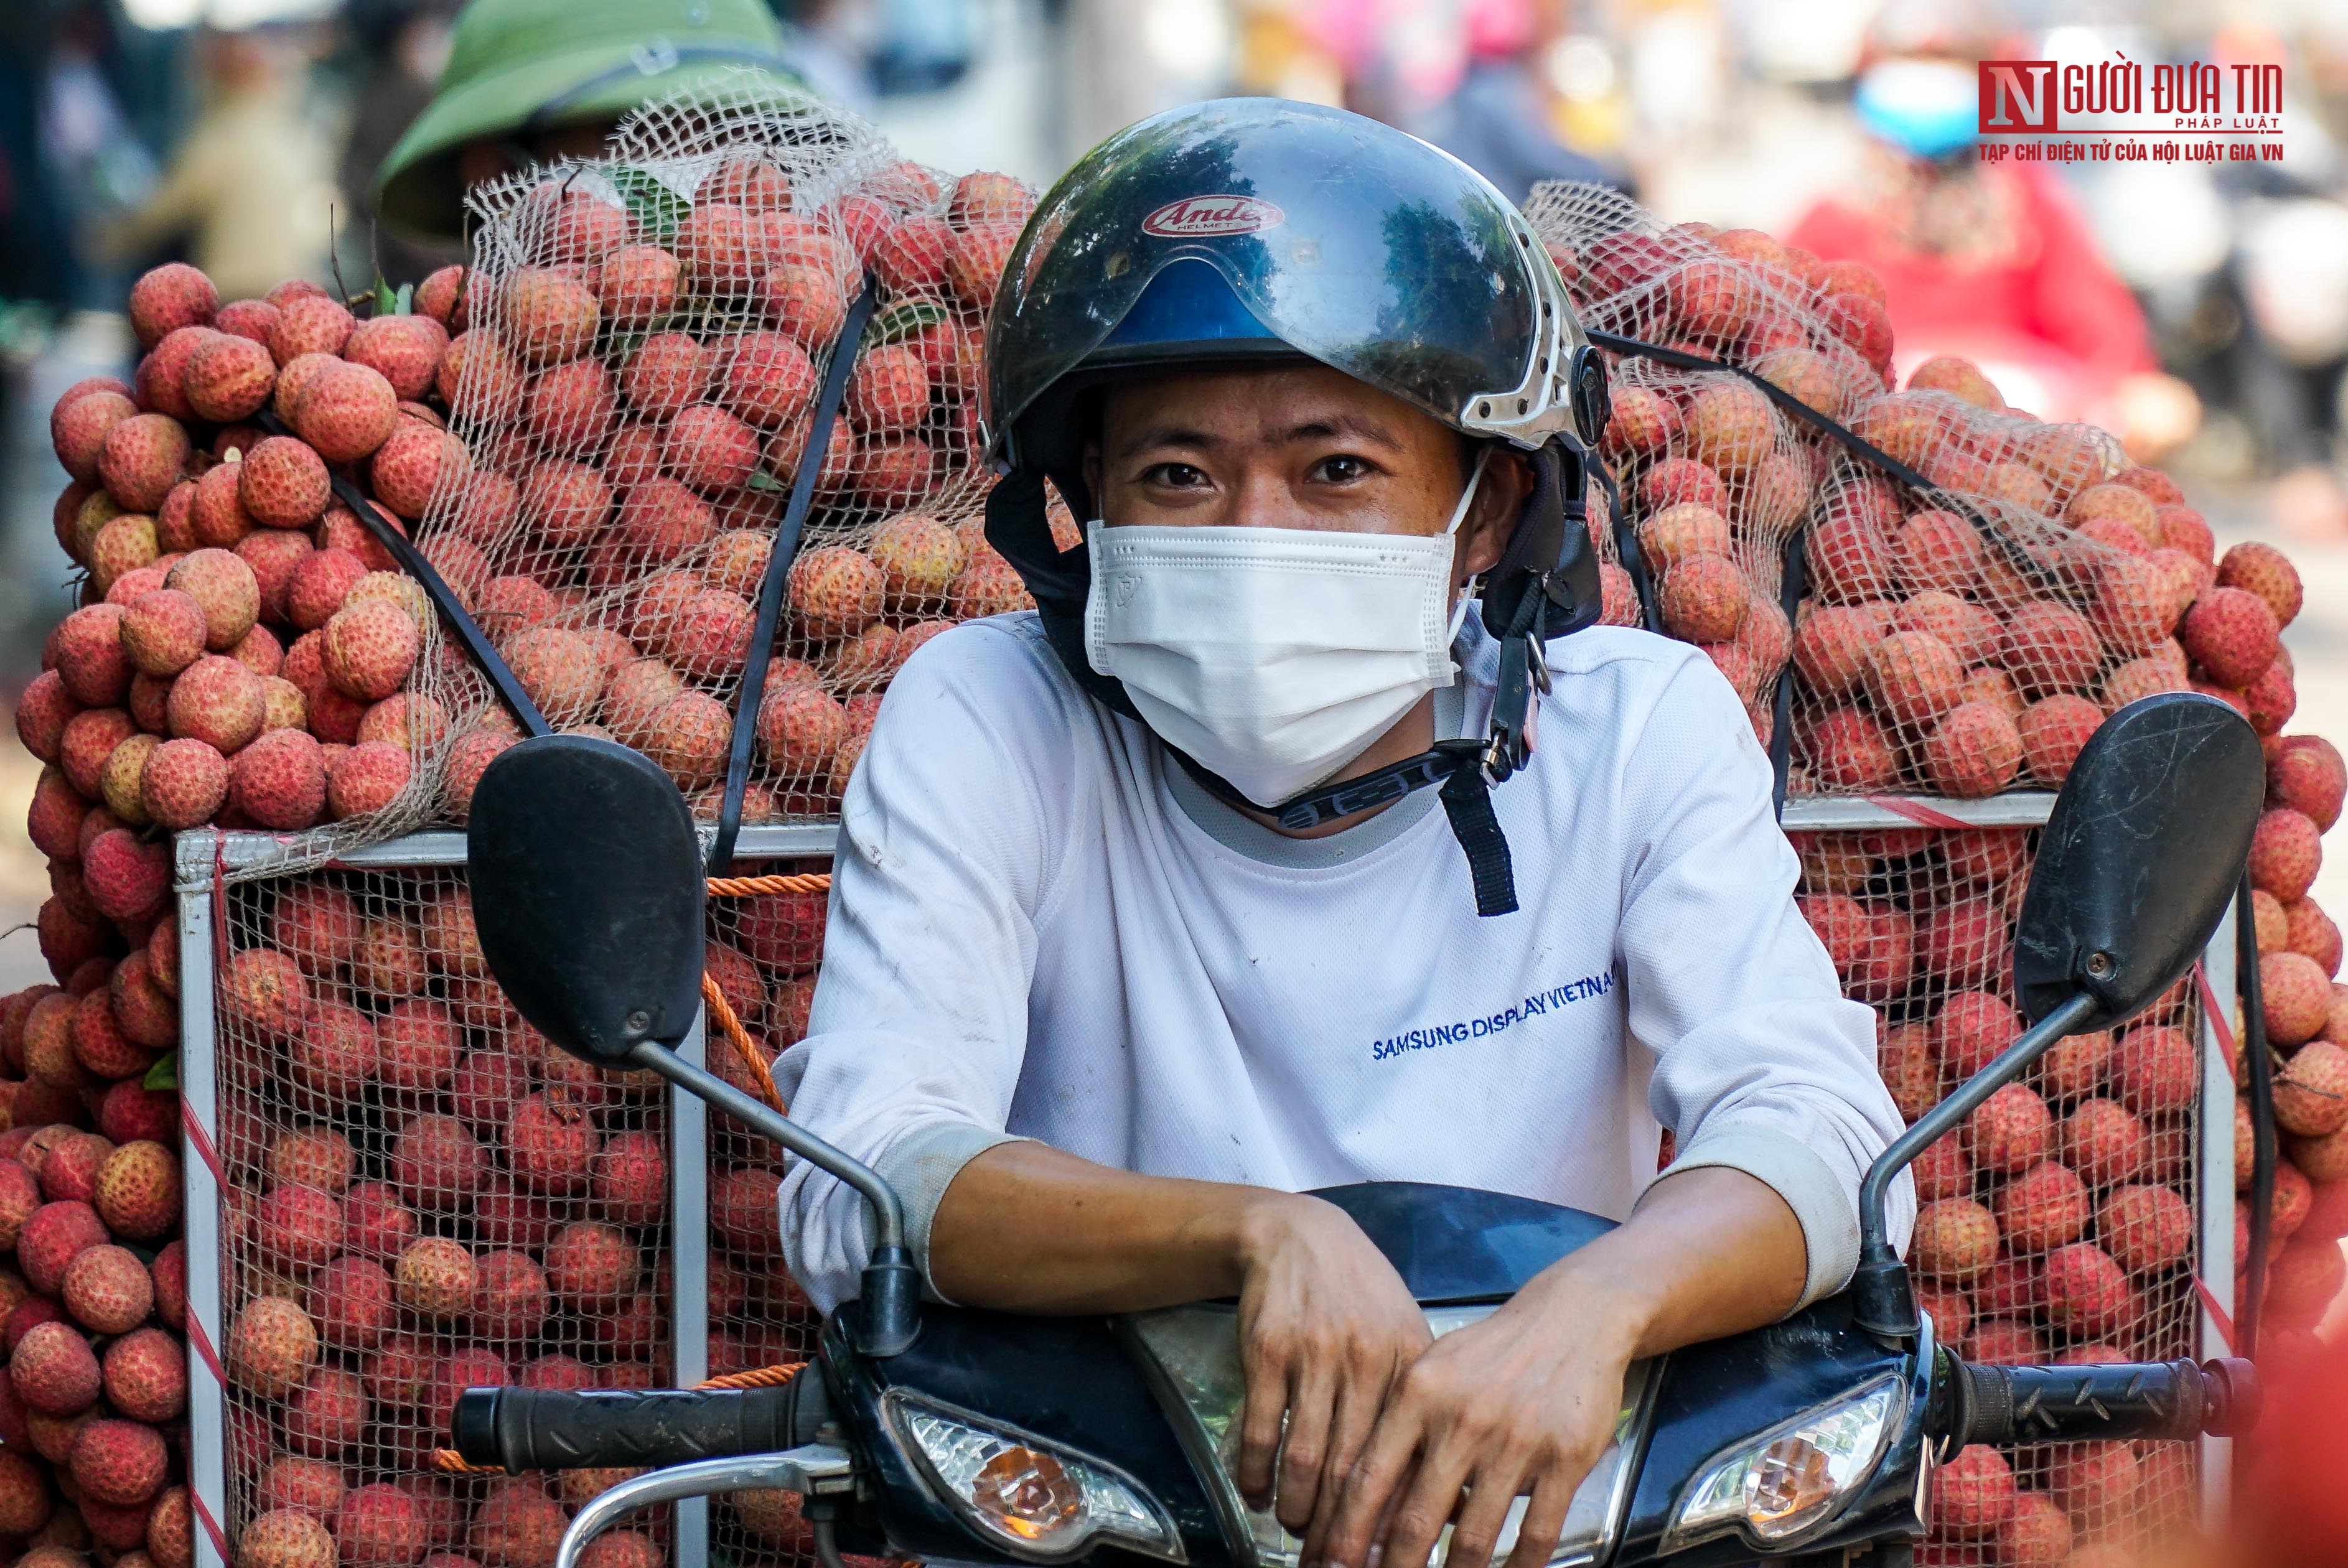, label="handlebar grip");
[1953,1357,2258,1447]
[451,1385,802,1472]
